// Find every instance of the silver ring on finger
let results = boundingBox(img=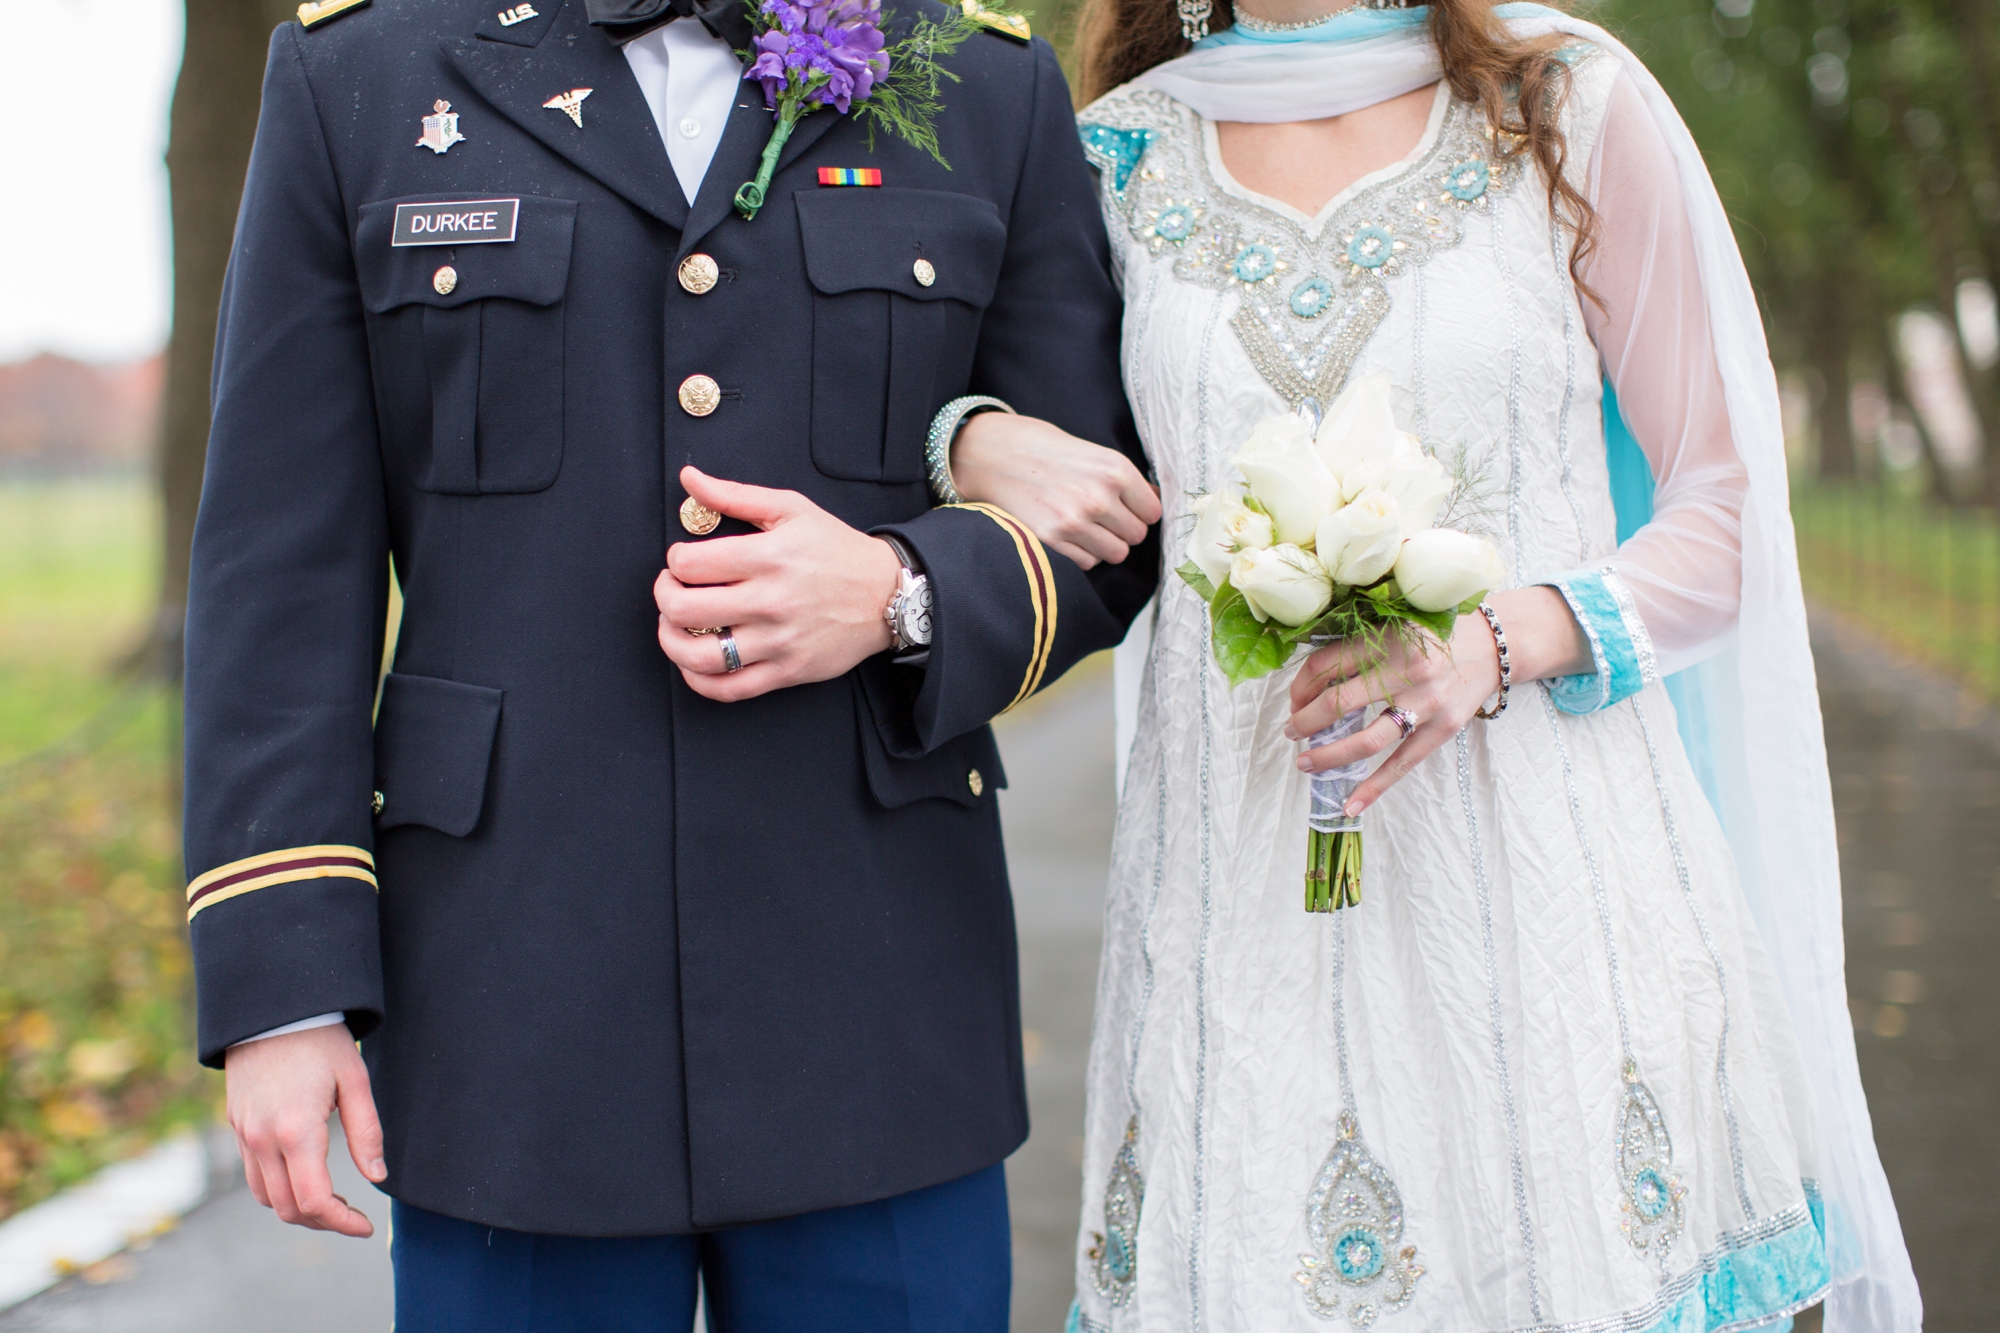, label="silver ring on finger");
[719,629,743,673]
[1383,705,1418,740]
